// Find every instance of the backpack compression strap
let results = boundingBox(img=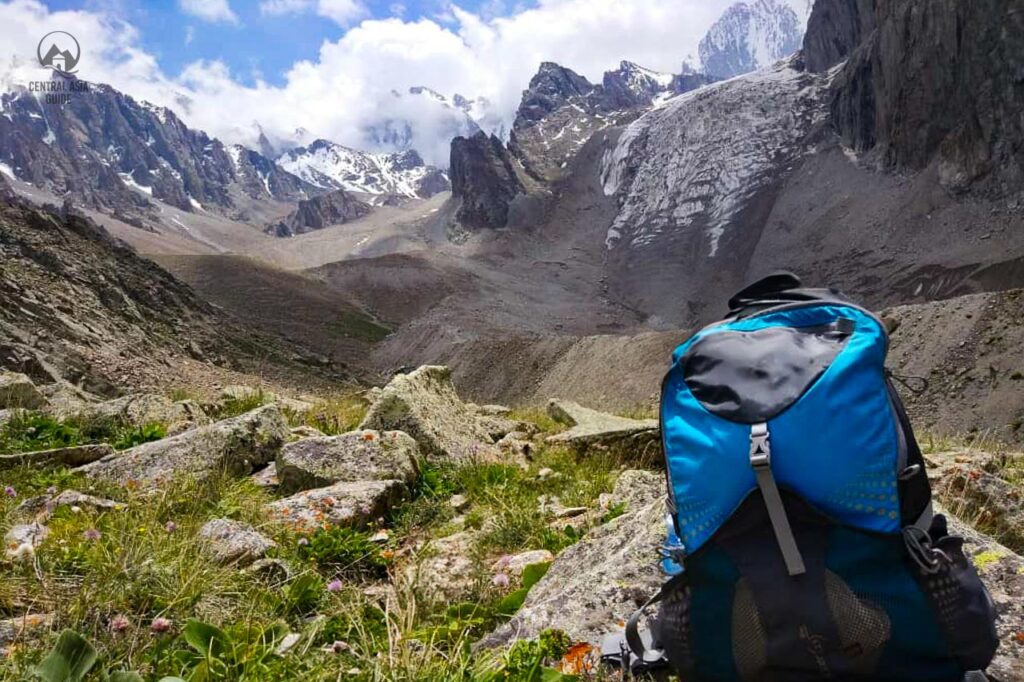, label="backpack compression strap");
[750,423,806,576]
